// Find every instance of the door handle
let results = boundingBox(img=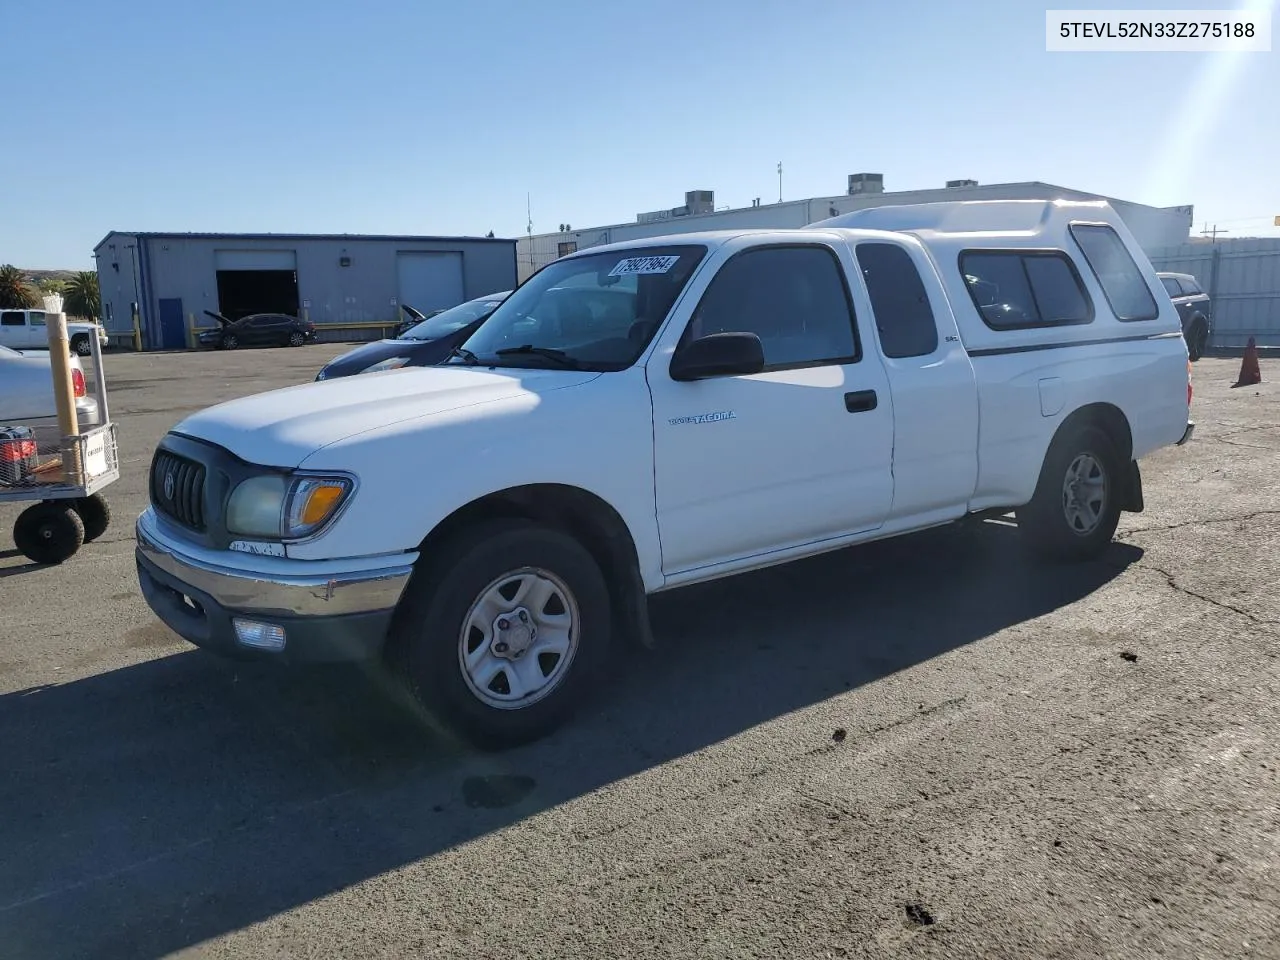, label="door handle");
[844,389,878,413]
